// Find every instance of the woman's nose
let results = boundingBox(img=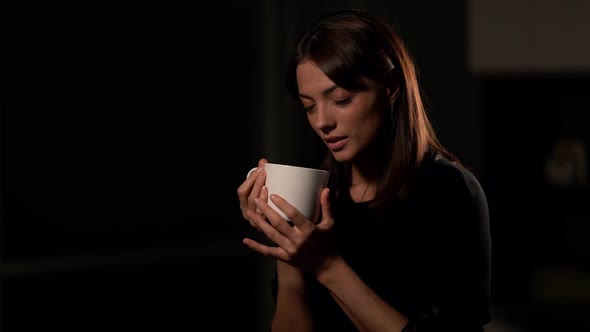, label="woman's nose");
[314,105,336,132]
